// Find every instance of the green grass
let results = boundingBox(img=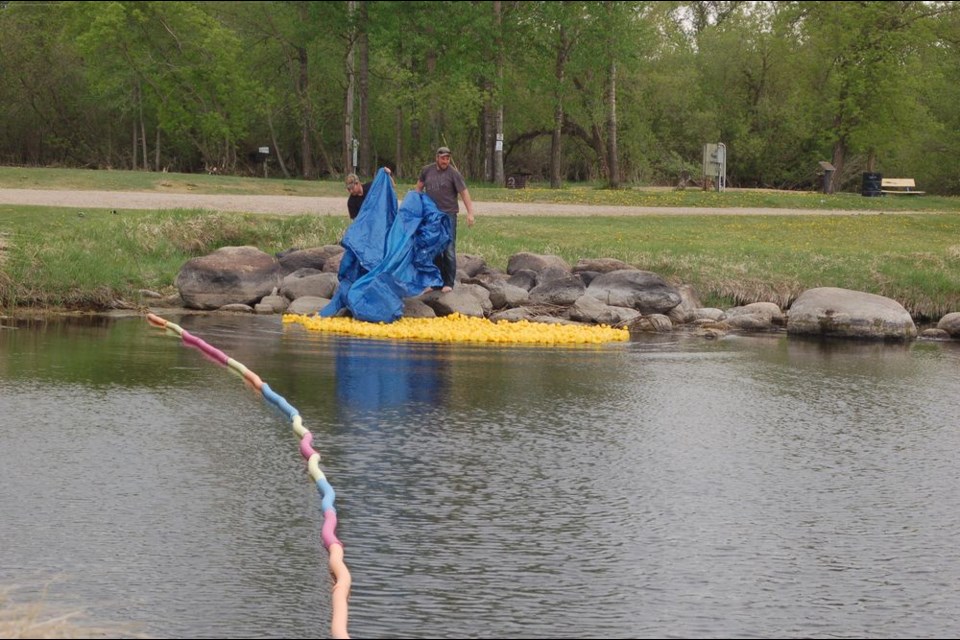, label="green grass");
[3,166,960,319]
[3,200,960,320]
